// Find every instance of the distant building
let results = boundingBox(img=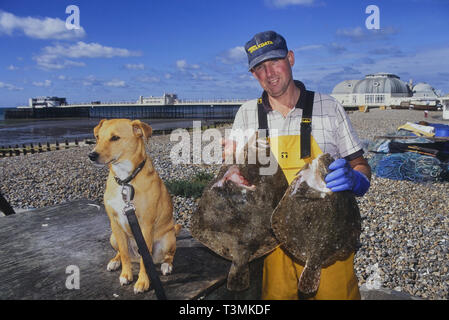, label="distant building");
[137,93,178,105]
[412,82,439,99]
[29,96,67,108]
[331,73,441,108]
[441,94,449,120]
